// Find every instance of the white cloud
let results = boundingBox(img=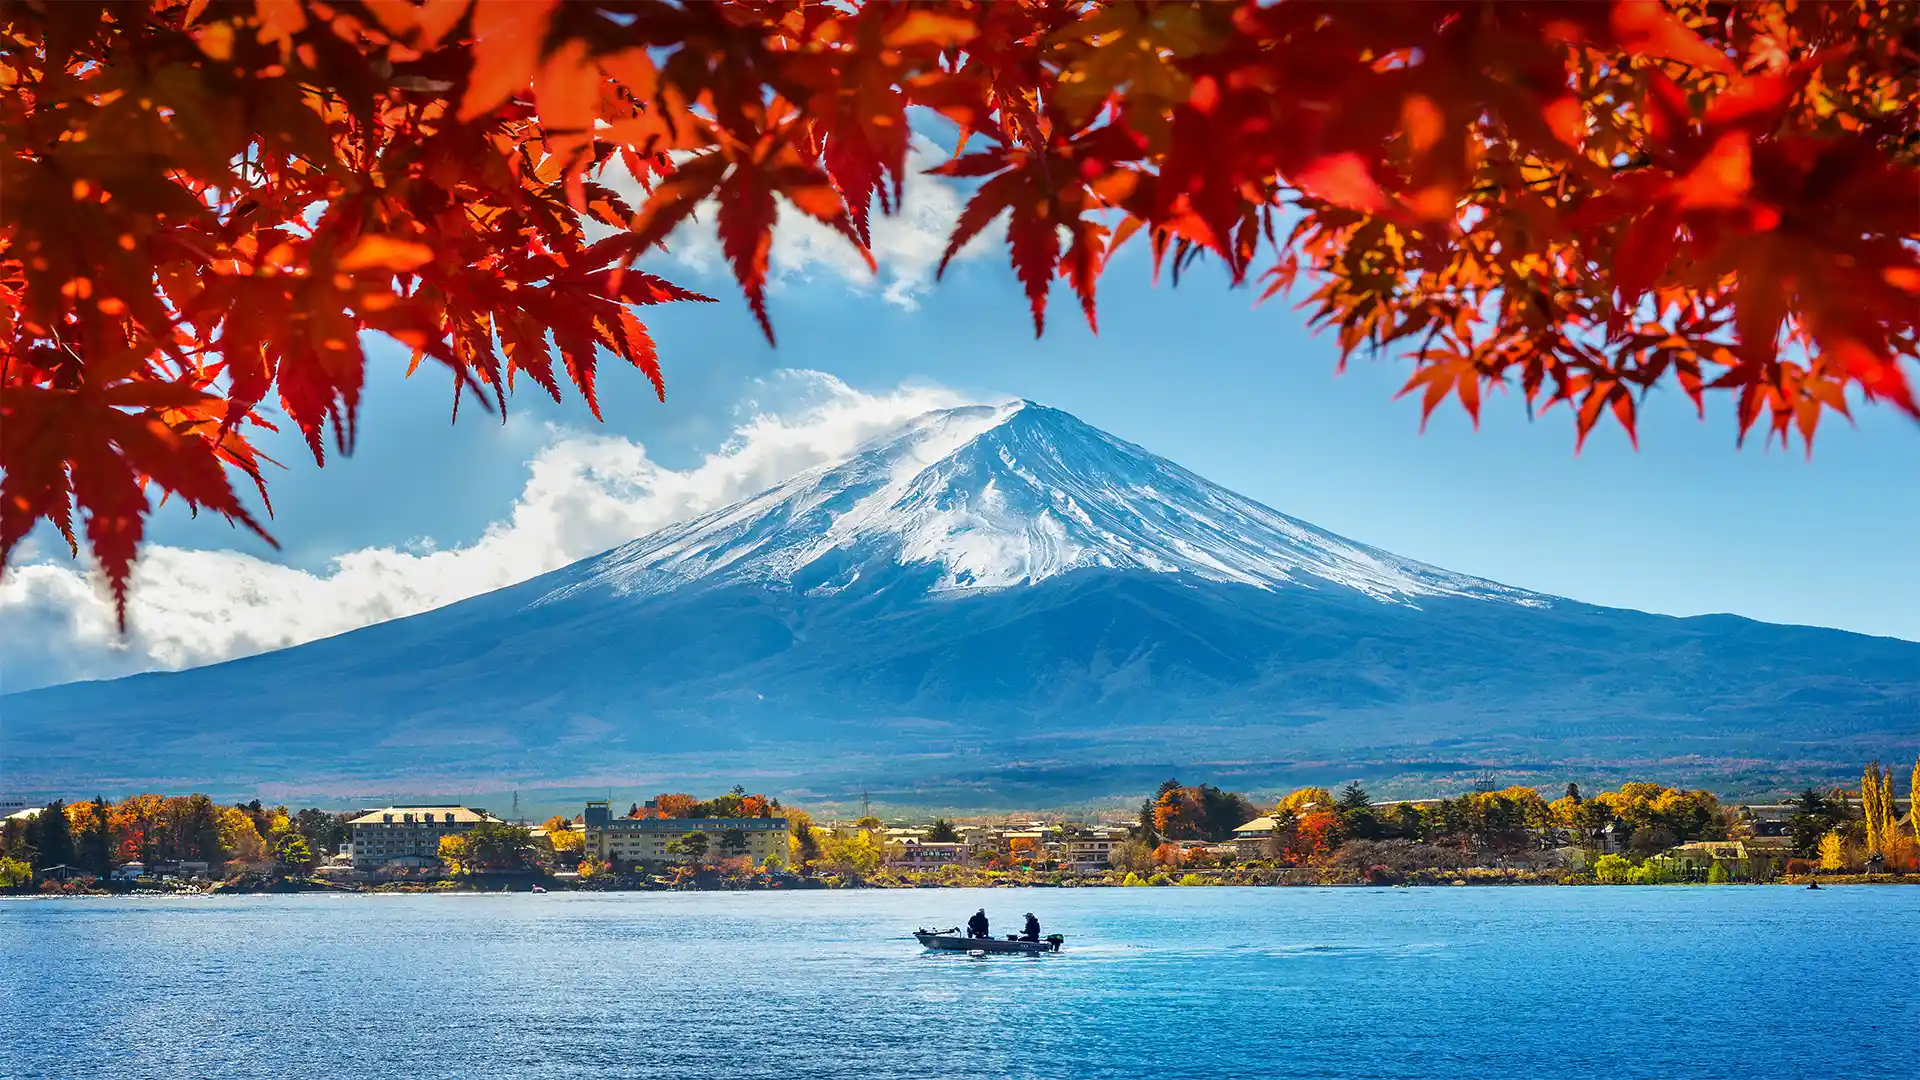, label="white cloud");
[0,372,968,694]
[610,134,994,310]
